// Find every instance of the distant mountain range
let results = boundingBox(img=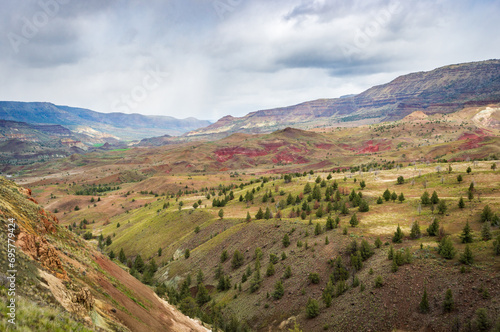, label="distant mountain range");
[186,59,500,138]
[0,102,211,140]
